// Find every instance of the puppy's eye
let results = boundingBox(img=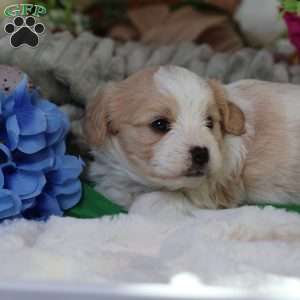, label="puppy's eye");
[206,116,214,129]
[151,118,171,133]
